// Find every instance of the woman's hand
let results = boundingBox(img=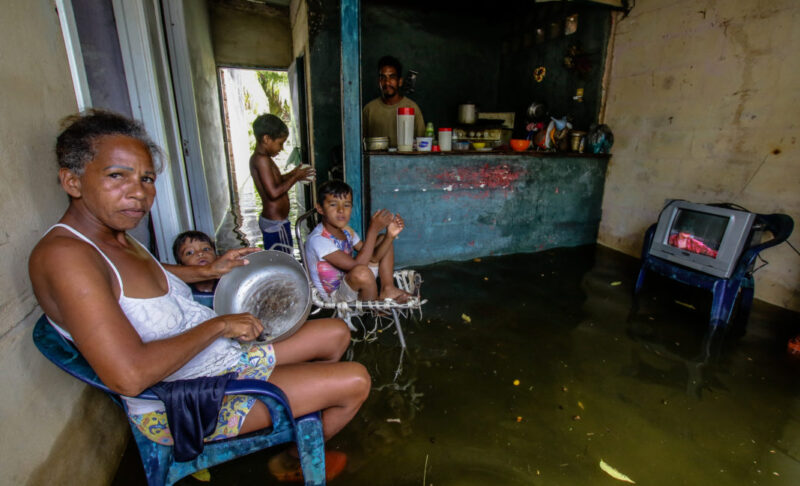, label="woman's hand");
[219,313,264,342]
[209,247,261,278]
